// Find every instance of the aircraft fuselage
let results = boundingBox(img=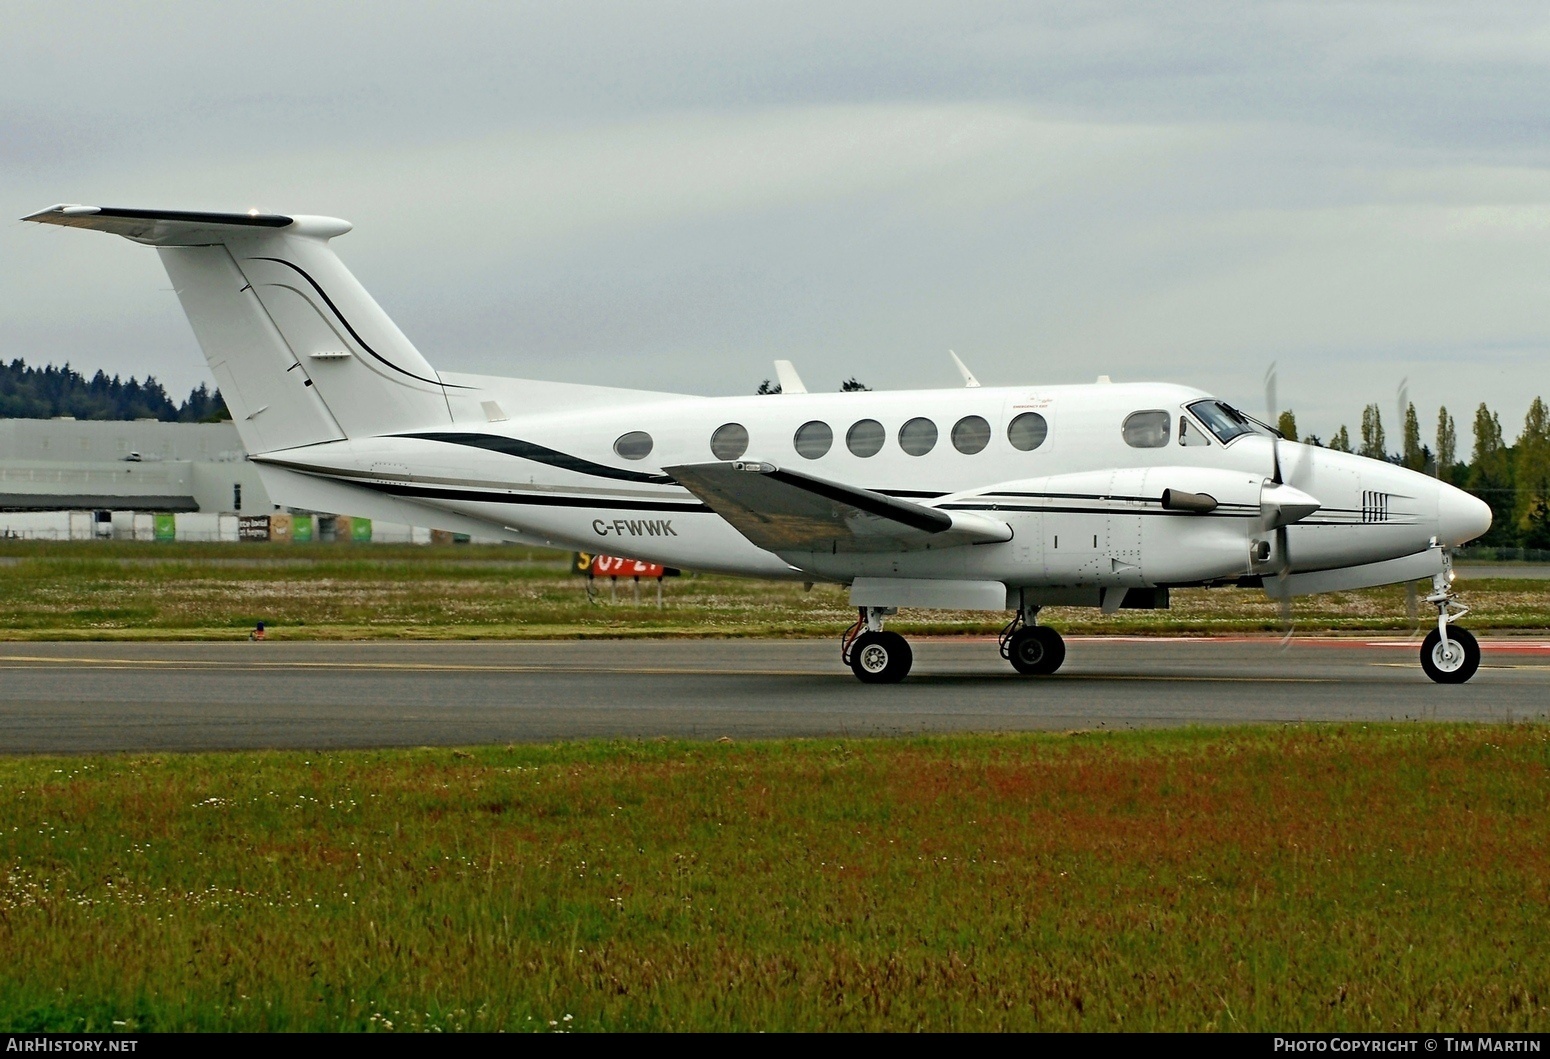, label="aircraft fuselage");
[252,379,1488,598]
